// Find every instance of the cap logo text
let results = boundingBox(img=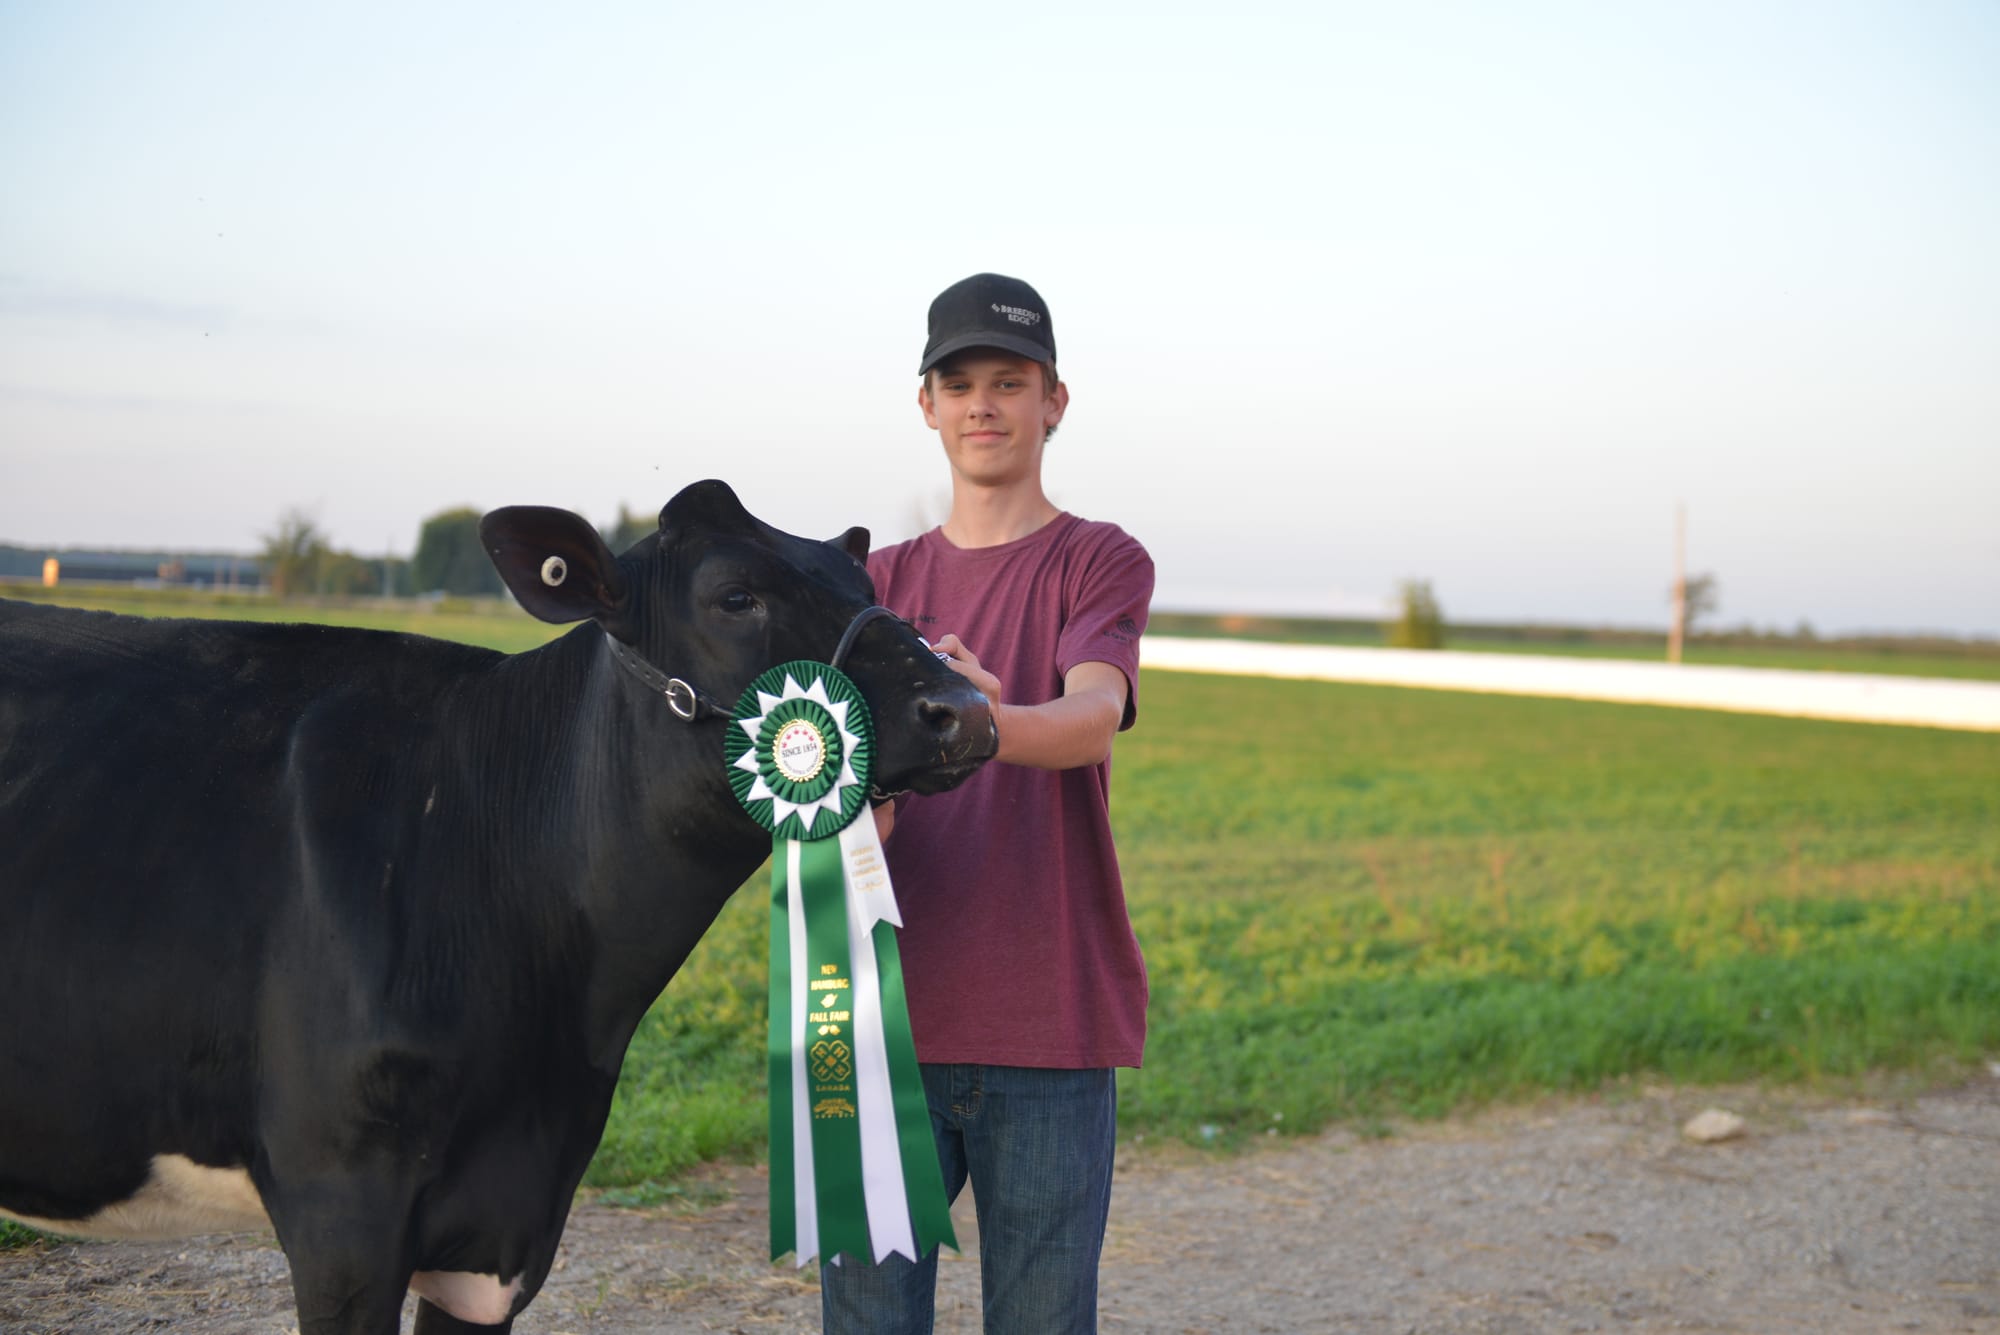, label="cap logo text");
[991,303,1042,327]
